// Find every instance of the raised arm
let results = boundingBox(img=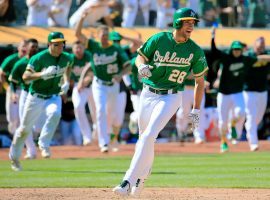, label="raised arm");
[211,27,222,58]
[74,11,88,46]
